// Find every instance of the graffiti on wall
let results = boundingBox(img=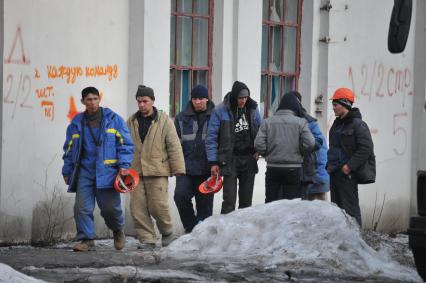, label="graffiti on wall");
[346,61,412,158]
[3,26,33,120]
[3,26,119,121]
[348,62,413,107]
[34,64,118,121]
